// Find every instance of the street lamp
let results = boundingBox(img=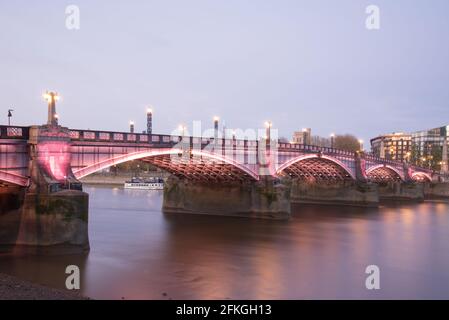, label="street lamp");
[146,107,153,135]
[129,121,135,133]
[265,121,272,141]
[7,109,13,126]
[330,133,335,148]
[405,151,411,163]
[358,139,364,152]
[179,124,186,136]
[213,116,219,139]
[43,91,60,126]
